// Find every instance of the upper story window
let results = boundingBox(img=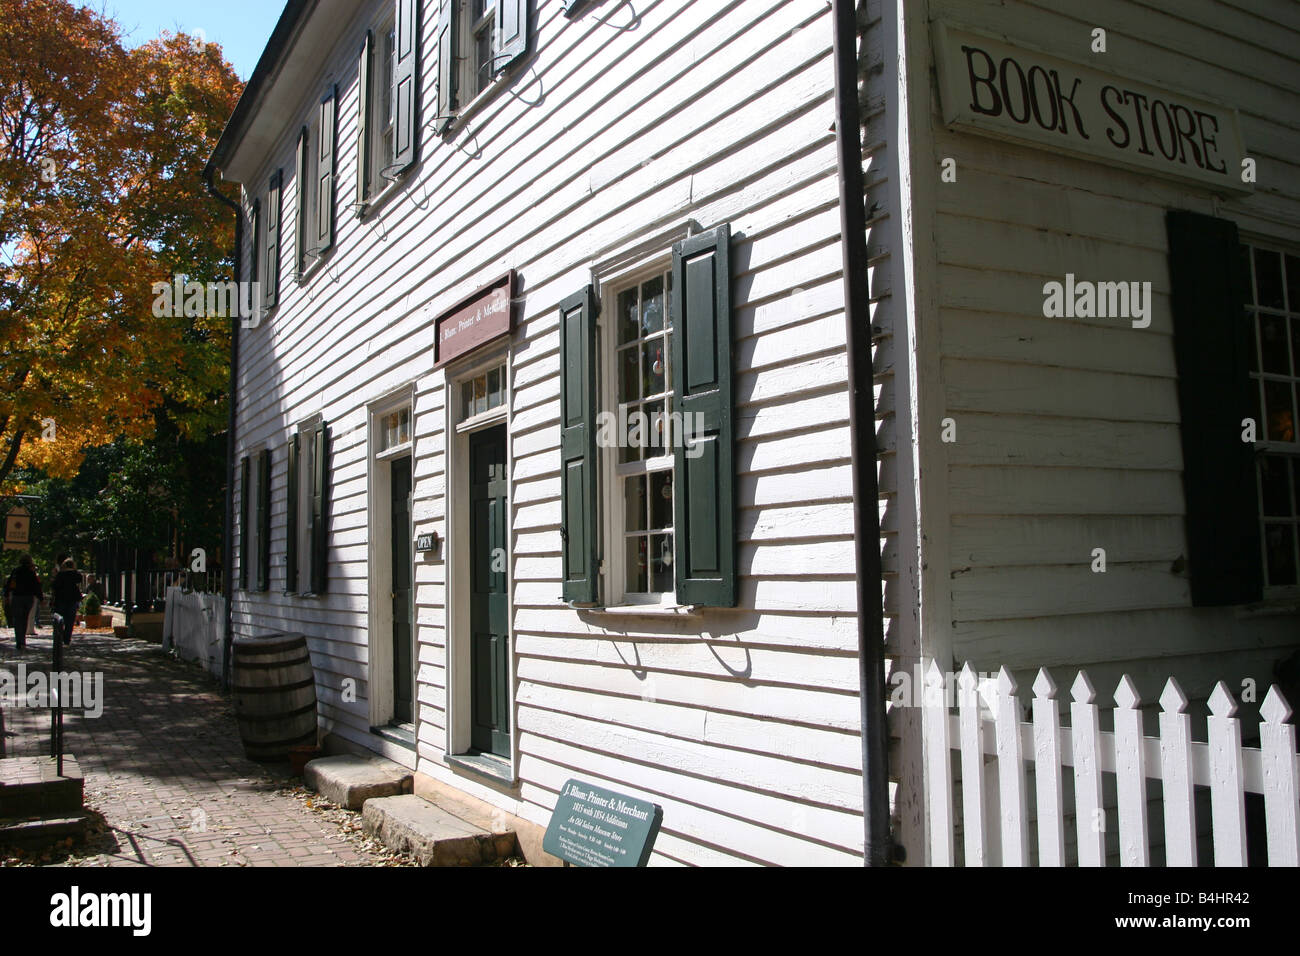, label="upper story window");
[434,0,531,132]
[356,4,418,213]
